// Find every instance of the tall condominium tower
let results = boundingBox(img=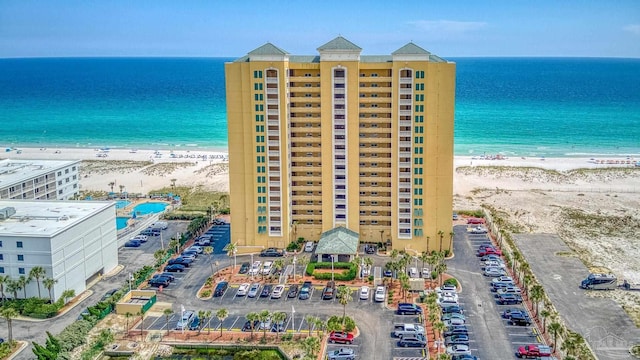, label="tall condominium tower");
[225,36,455,254]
